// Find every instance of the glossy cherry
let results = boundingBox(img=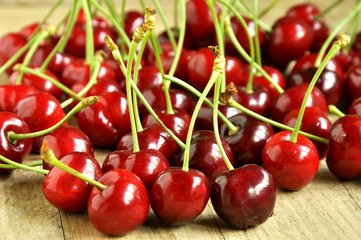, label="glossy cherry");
[0,112,32,174]
[42,152,102,212]
[0,84,38,112]
[0,32,27,74]
[87,169,150,236]
[210,164,276,229]
[236,84,272,117]
[262,131,319,191]
[102,149,169,191]
[220,113,274,167]
[343,64,361,104]
[76,91,130,148]
[348,97,361,115]
[123,10,144,38]
[41,125,94,170]
[150,167,209,225]
[13,91,66,152]
[326,115,361,180]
